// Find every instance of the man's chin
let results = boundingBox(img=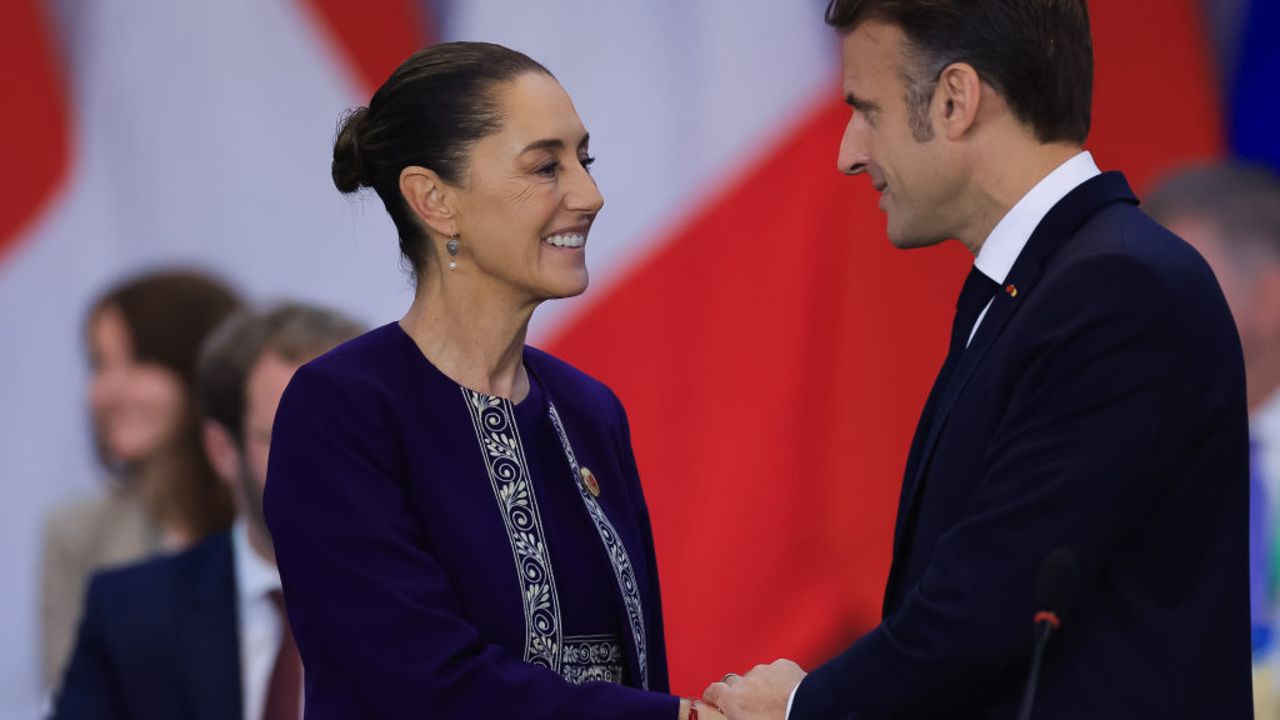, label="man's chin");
[886,224,949,250]
[887,234,940,251]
